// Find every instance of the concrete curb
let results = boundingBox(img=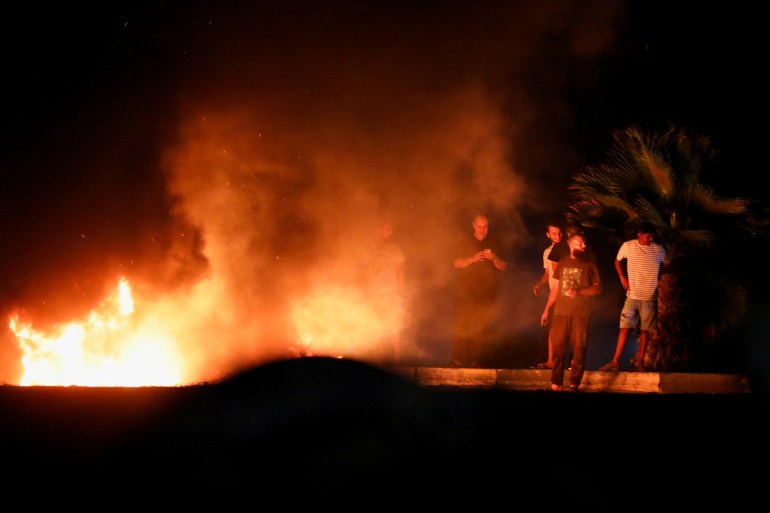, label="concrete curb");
[388,366,752,394]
